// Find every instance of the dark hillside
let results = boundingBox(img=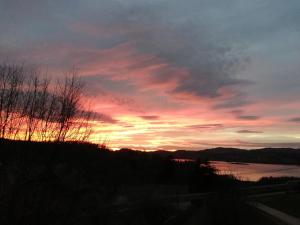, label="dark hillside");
[0,139,298,225]
[152,147,300,165]
[0,139,243,225]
